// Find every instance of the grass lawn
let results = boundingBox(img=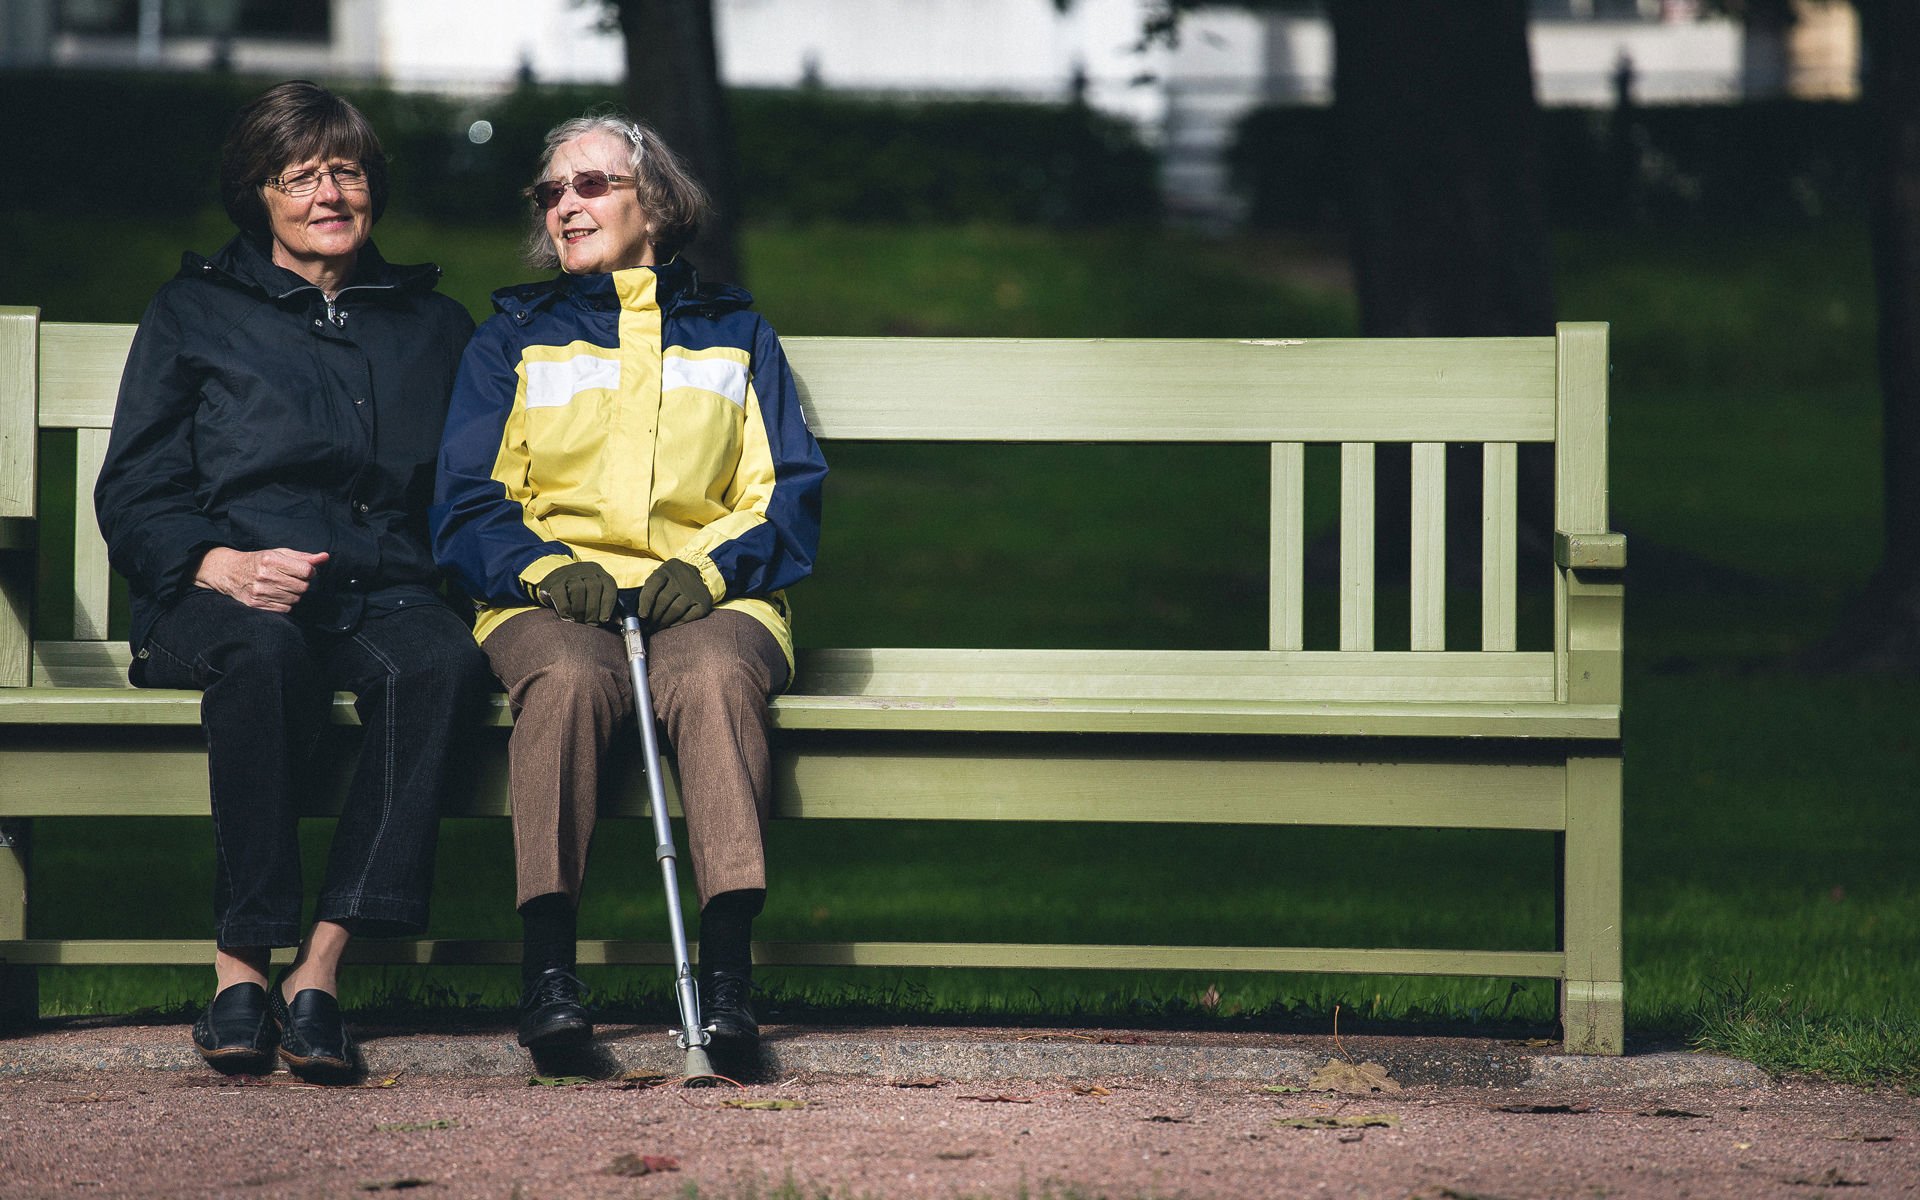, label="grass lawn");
[3,211,1914,1088]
